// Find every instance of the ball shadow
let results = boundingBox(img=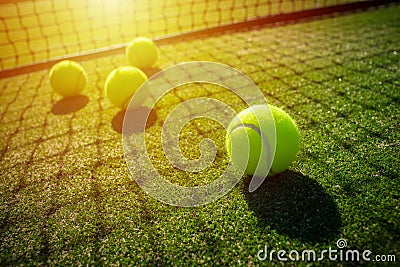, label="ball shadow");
[244,170,341,243]
[142,66,162,78]
[112,106,158,134]
[51,95,88,115]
